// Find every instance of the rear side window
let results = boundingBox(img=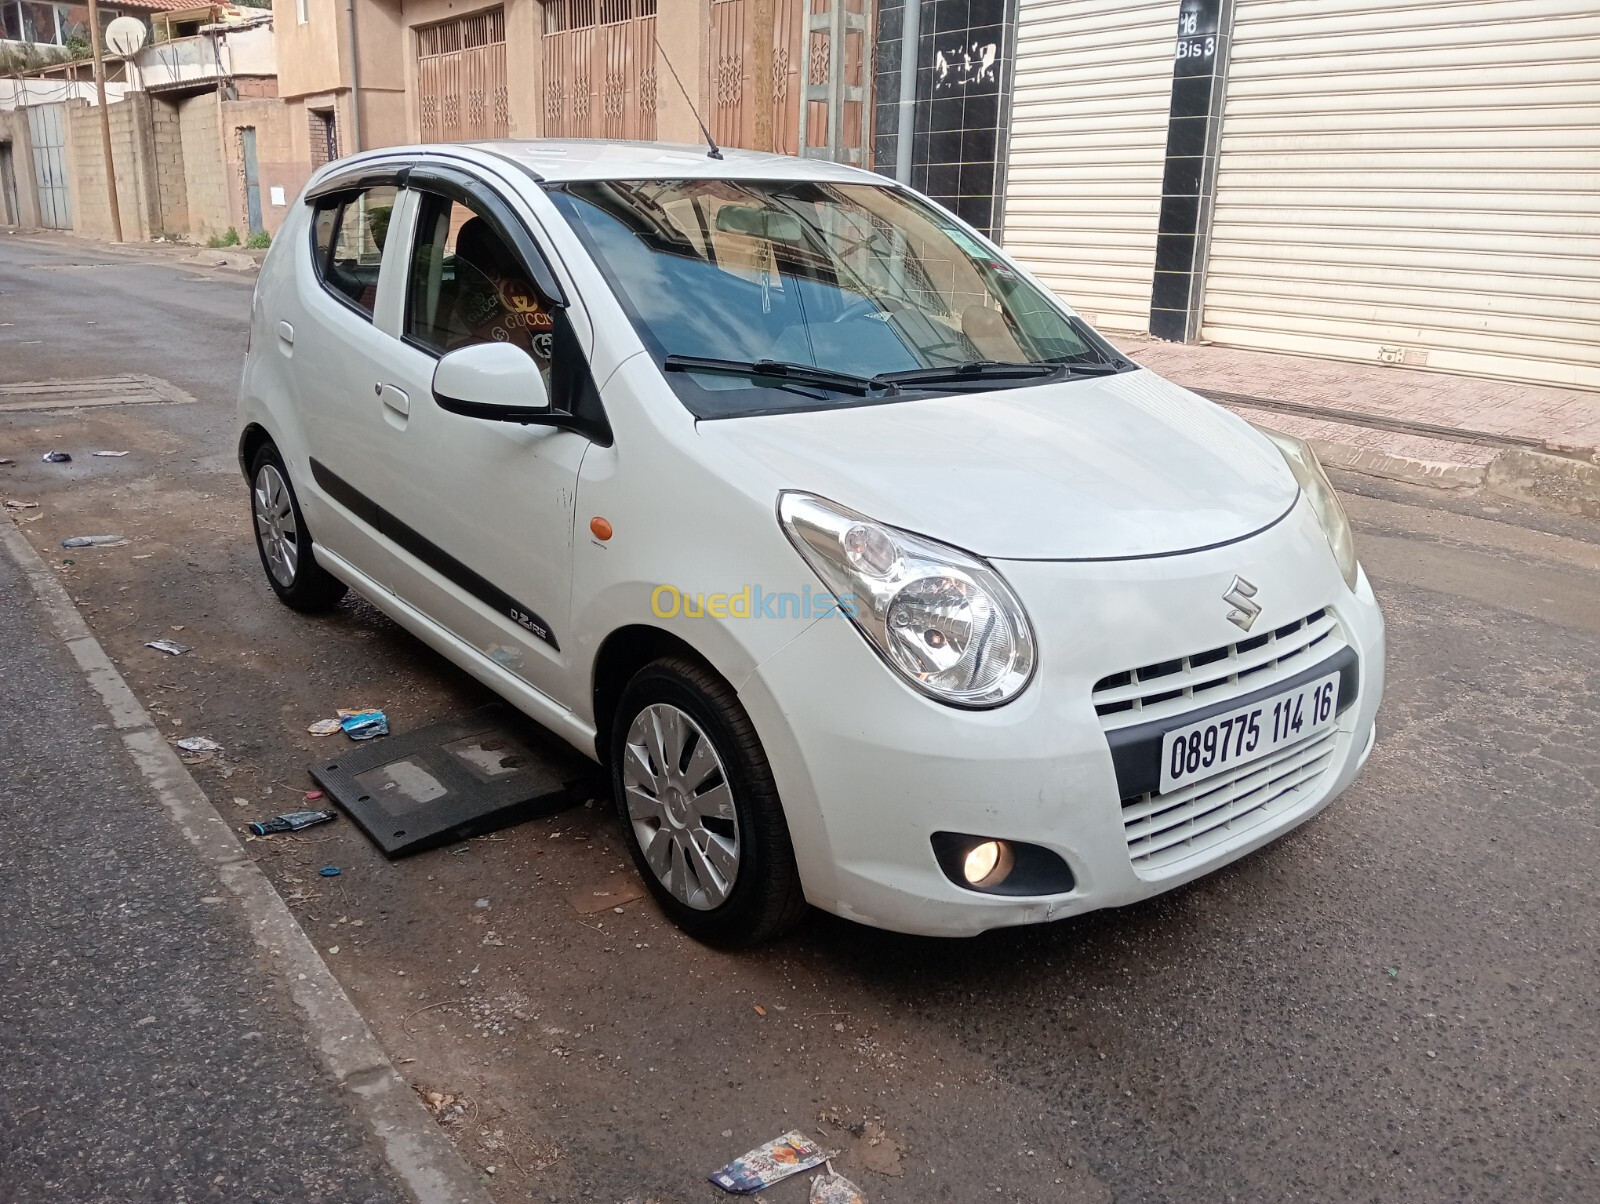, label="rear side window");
[310,185,398,317]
